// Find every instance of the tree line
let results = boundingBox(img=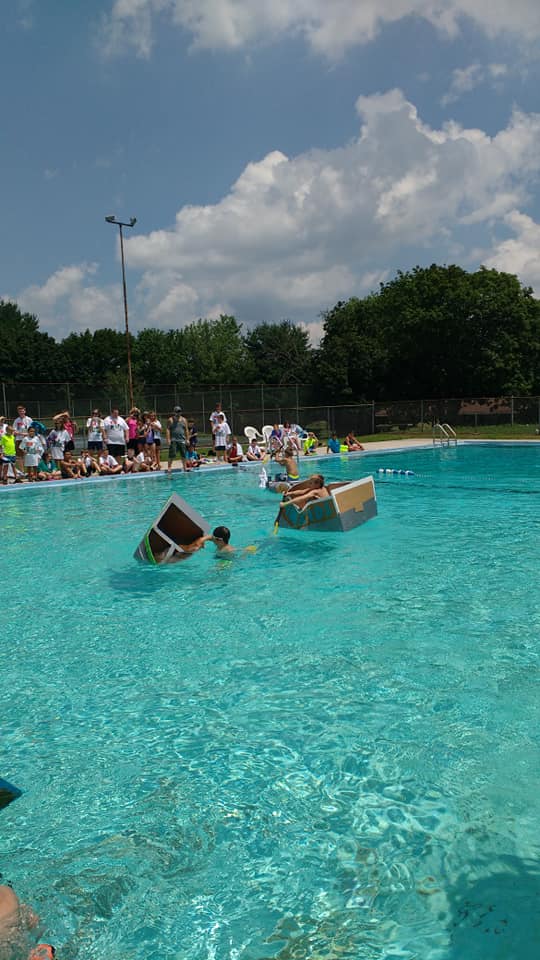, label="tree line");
[2,264,539,400]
